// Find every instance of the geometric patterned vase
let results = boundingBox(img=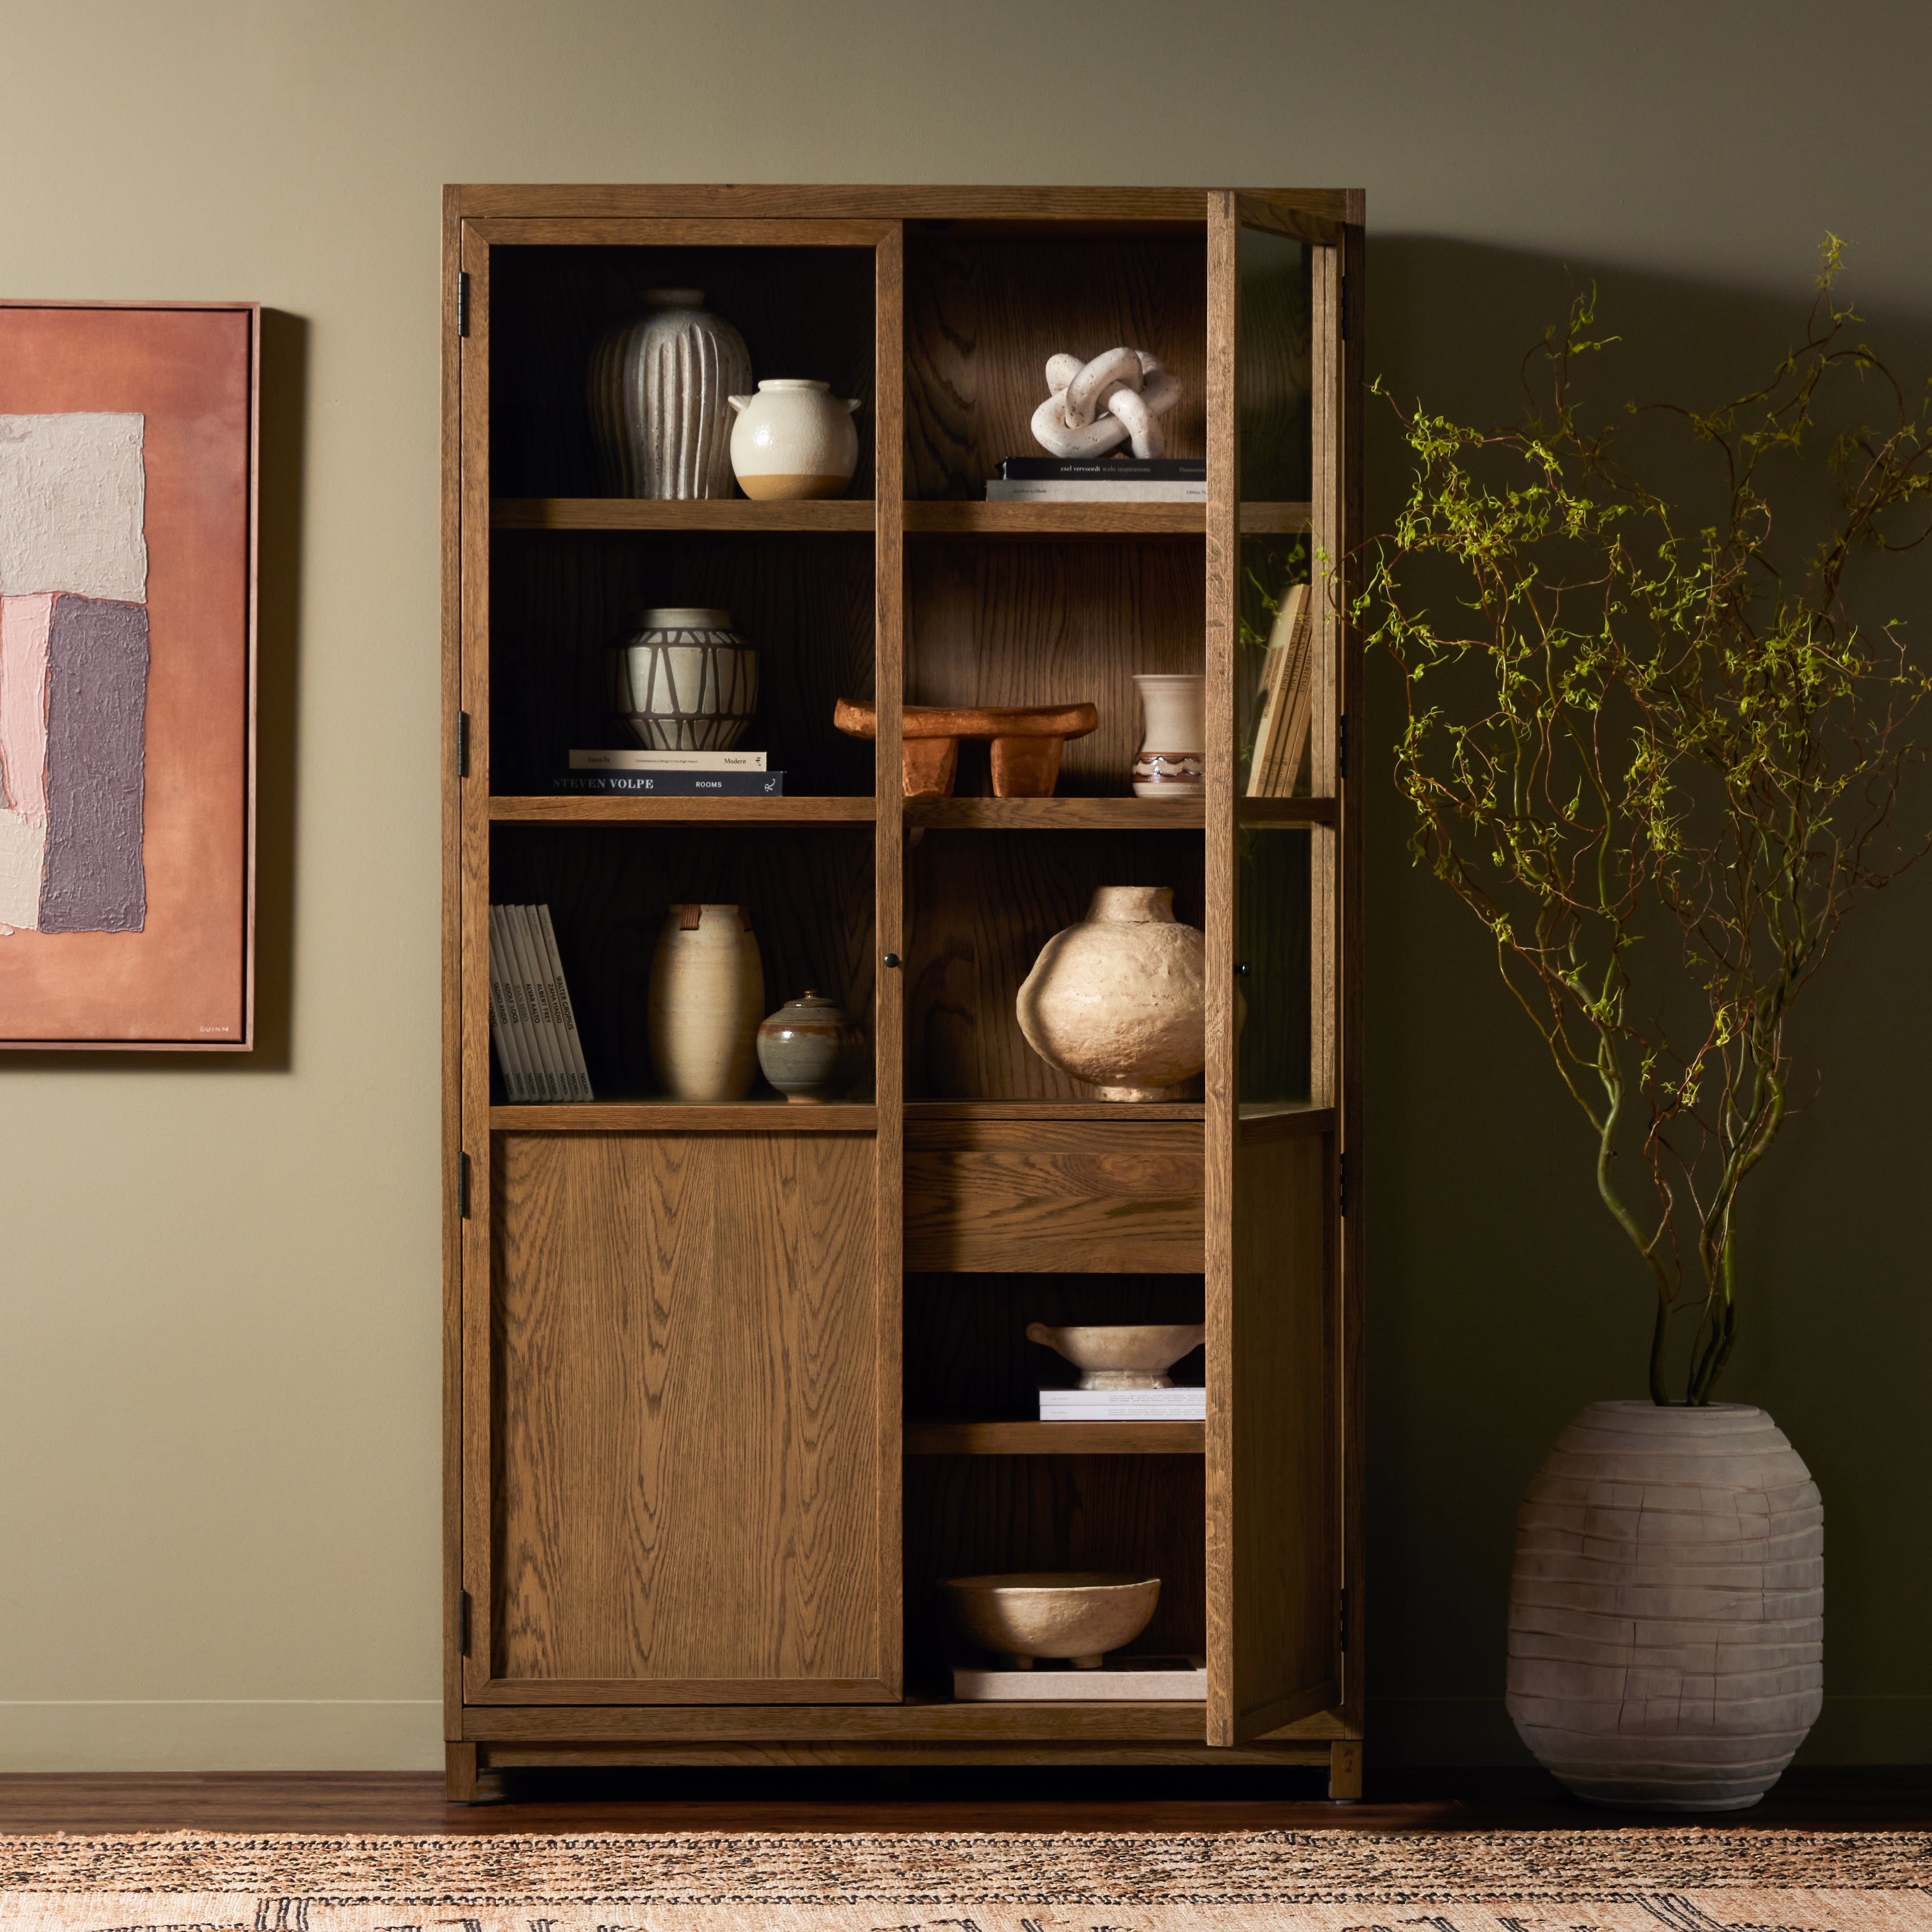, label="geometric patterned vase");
[607,607,759,752]
[1506,1400,1823,1811]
